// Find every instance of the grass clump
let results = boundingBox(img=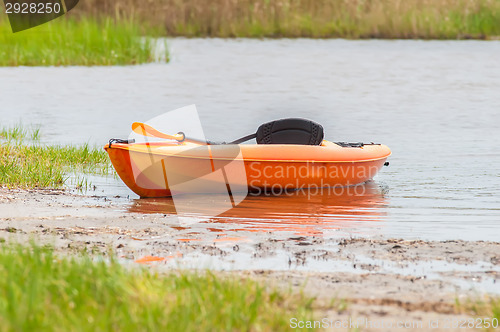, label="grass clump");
[0,126,111,188]
[0,17,168,66]
[0,243,315,331]
[72,0,500,39]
